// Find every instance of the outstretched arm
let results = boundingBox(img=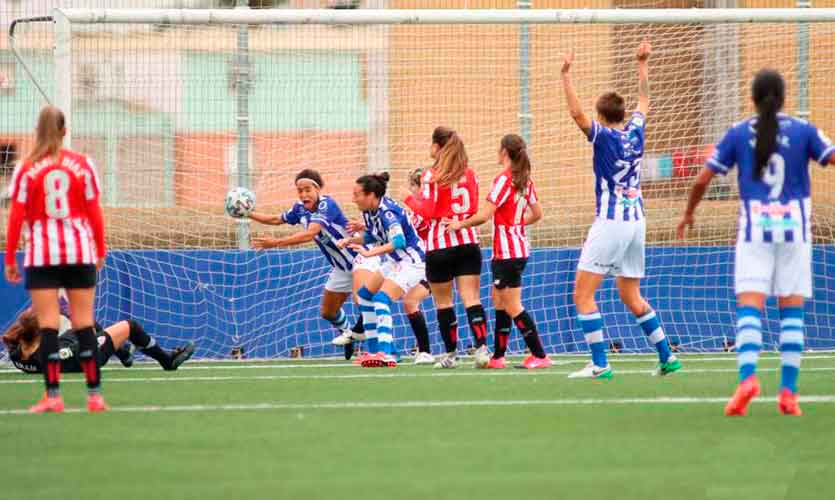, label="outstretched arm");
[560,52,592,136]
[248,212,284,226]
[636,40,651,117]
